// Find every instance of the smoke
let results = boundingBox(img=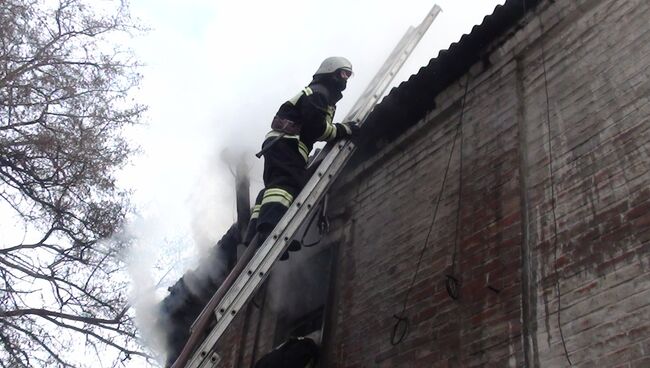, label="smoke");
[186,153,237,254]
[180,148,252,306]
[123,215,186,366]
[187,147,255,254]
[124,148,252,366]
